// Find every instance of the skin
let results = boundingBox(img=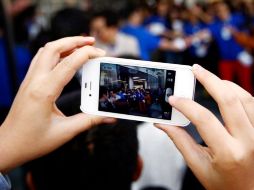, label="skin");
[156,64,254,190]
[90,17,117,44]
[0,36,116,173]
[216,3,230,21]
